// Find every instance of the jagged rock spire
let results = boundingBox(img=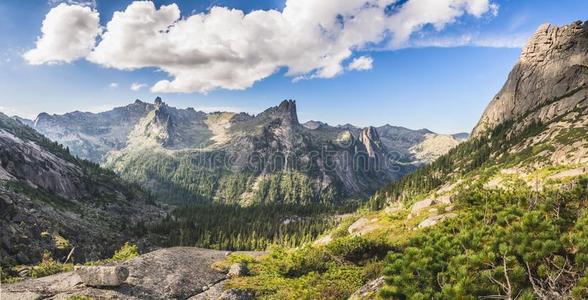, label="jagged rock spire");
[259,99,299,126]
[359,126,383,157]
